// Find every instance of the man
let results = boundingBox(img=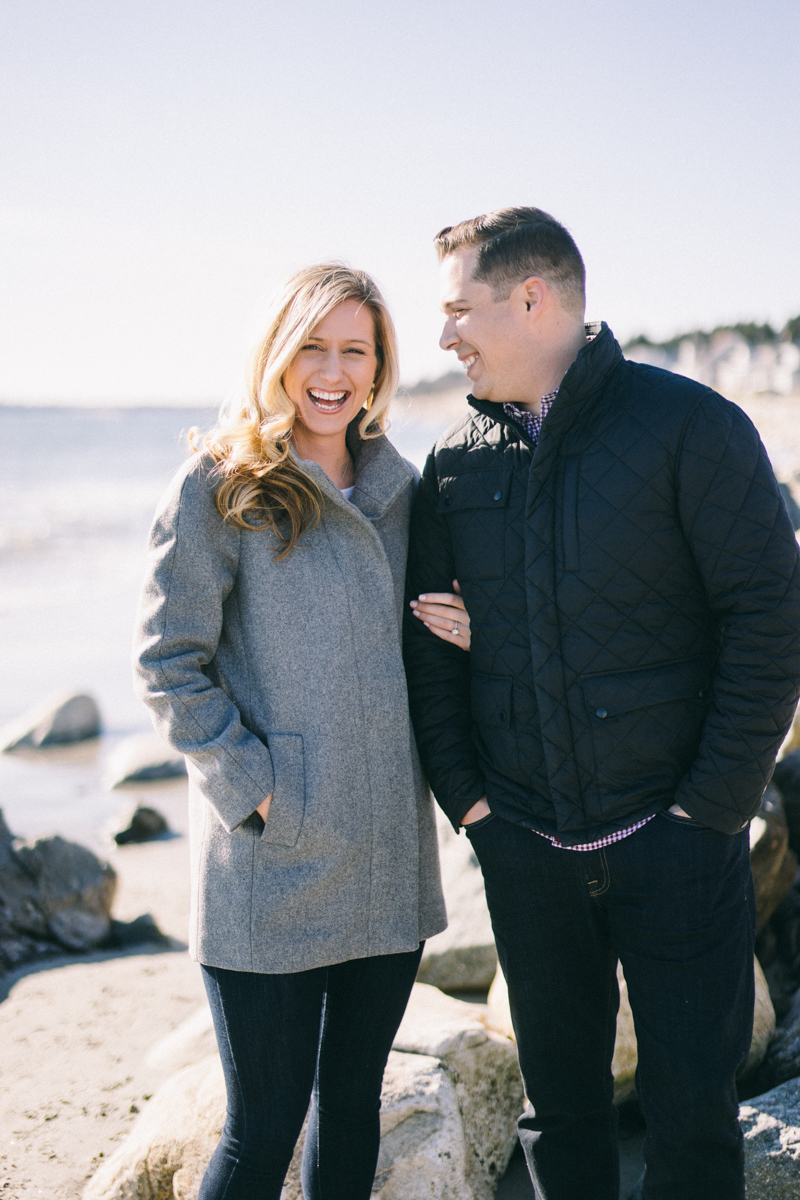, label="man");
[403,206,800,1200]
